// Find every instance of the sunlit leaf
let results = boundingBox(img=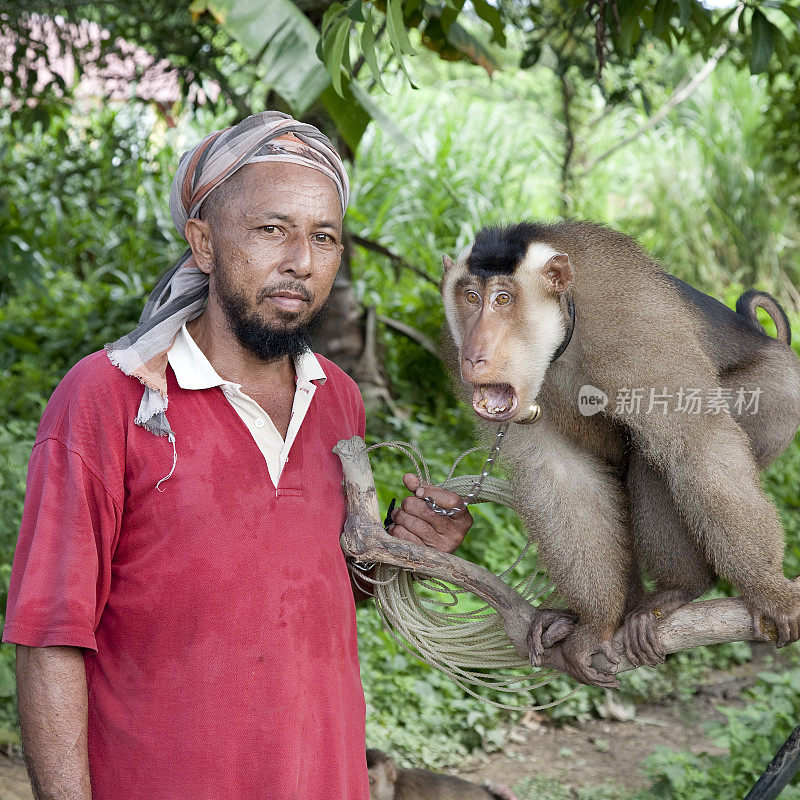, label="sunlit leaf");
[322,17,352,95]
[361,8,387,91]
[206,0,329,115]
[386,0,416,55]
